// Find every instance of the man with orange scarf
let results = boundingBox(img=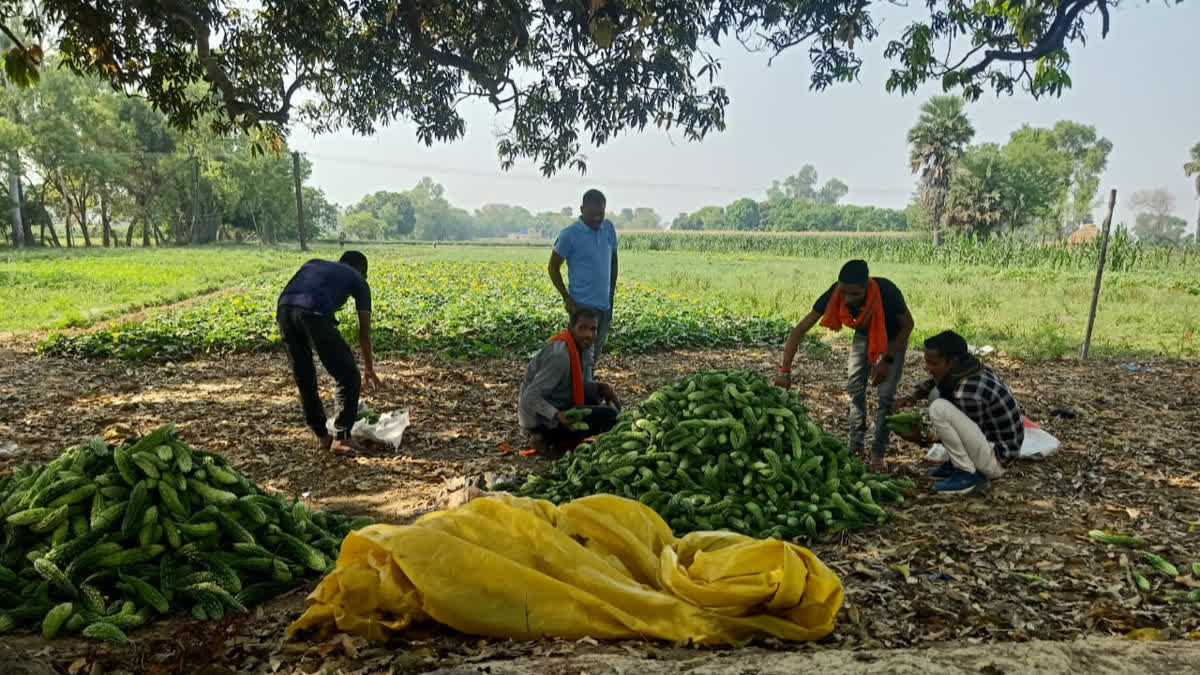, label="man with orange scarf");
[519,308,623,455]
[774,260,914,472]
